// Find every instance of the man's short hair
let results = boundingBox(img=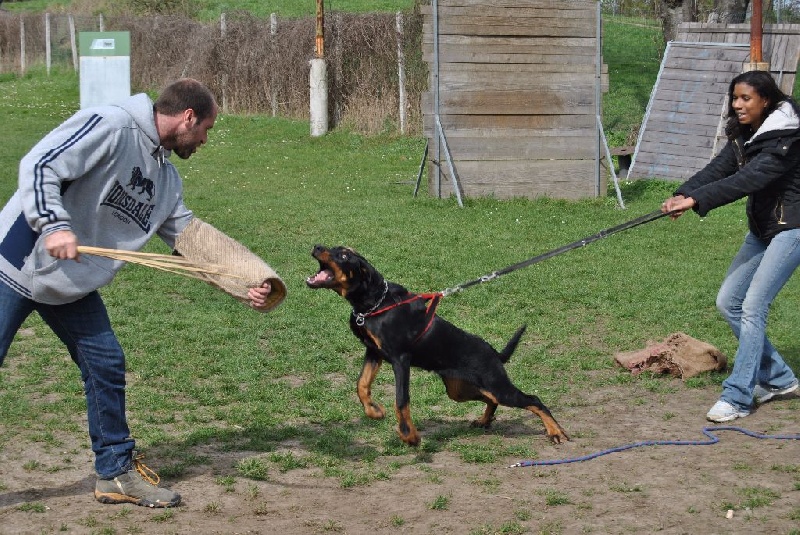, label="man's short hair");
[154,78,217,122]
